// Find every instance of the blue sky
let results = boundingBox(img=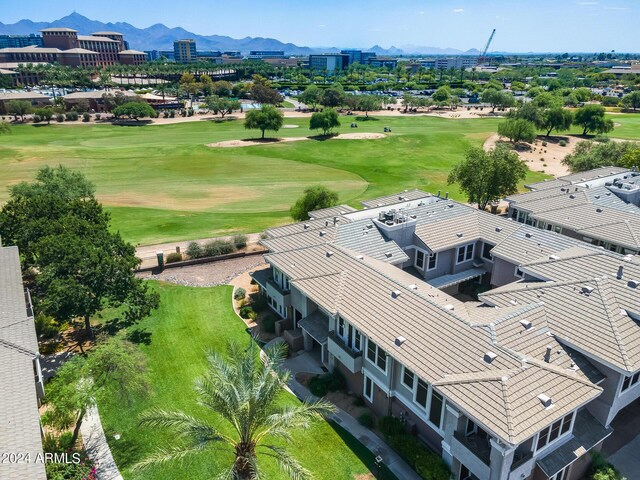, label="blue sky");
[2,0,639,52]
